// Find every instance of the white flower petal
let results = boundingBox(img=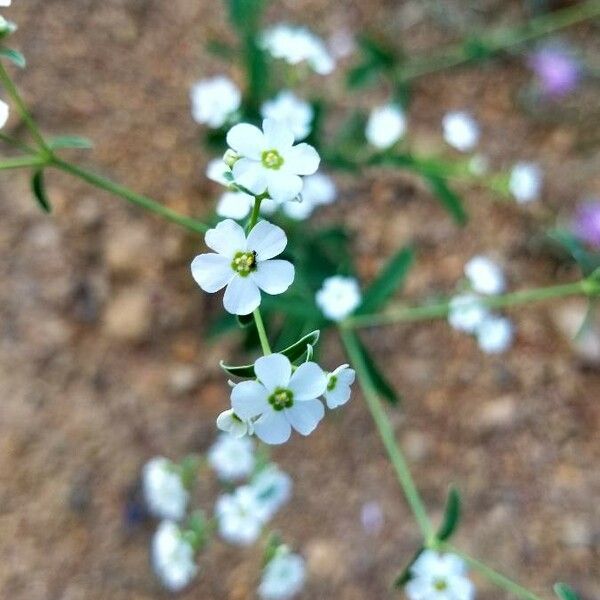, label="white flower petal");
[283,143,320,175]
[223,276,261,315]
[0,100,9,130]
[289,362,327,400]
[254,354,292,391]
[324,383,351,409]
[231,380,270,419]
[266,170,303,203]
[216,191,253,220]
[226,123,266,159]
[254,411,292,445]
[263,118,295,152]
[251,259,295,295]
[205,219,247,257]
[190,253,234,292]
[286,399,324,435]
[232,158,269,195]
[246,220,287,260]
